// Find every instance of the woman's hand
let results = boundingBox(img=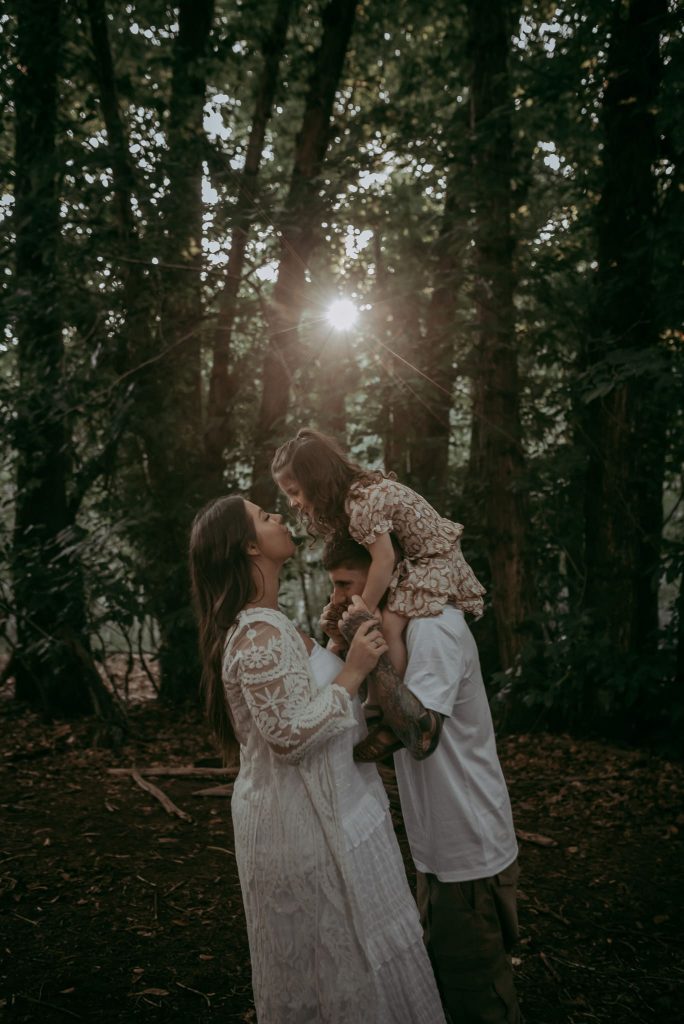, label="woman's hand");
[345,618,388,677]
[333,616,388,696]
